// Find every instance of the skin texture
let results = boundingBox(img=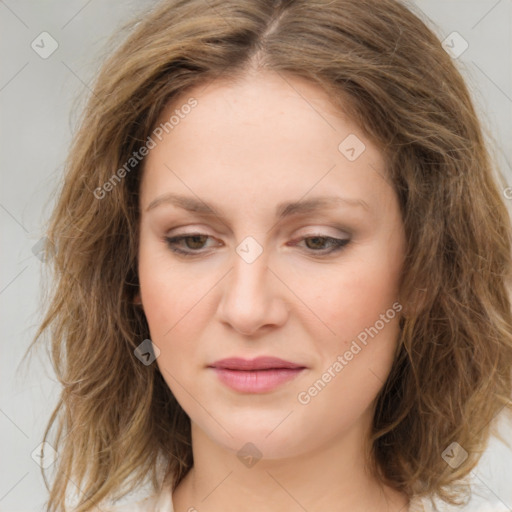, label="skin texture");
[136,70,409,512]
